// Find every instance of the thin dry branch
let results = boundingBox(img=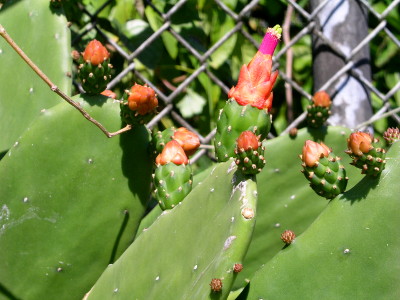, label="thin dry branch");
[0,24,131,138]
